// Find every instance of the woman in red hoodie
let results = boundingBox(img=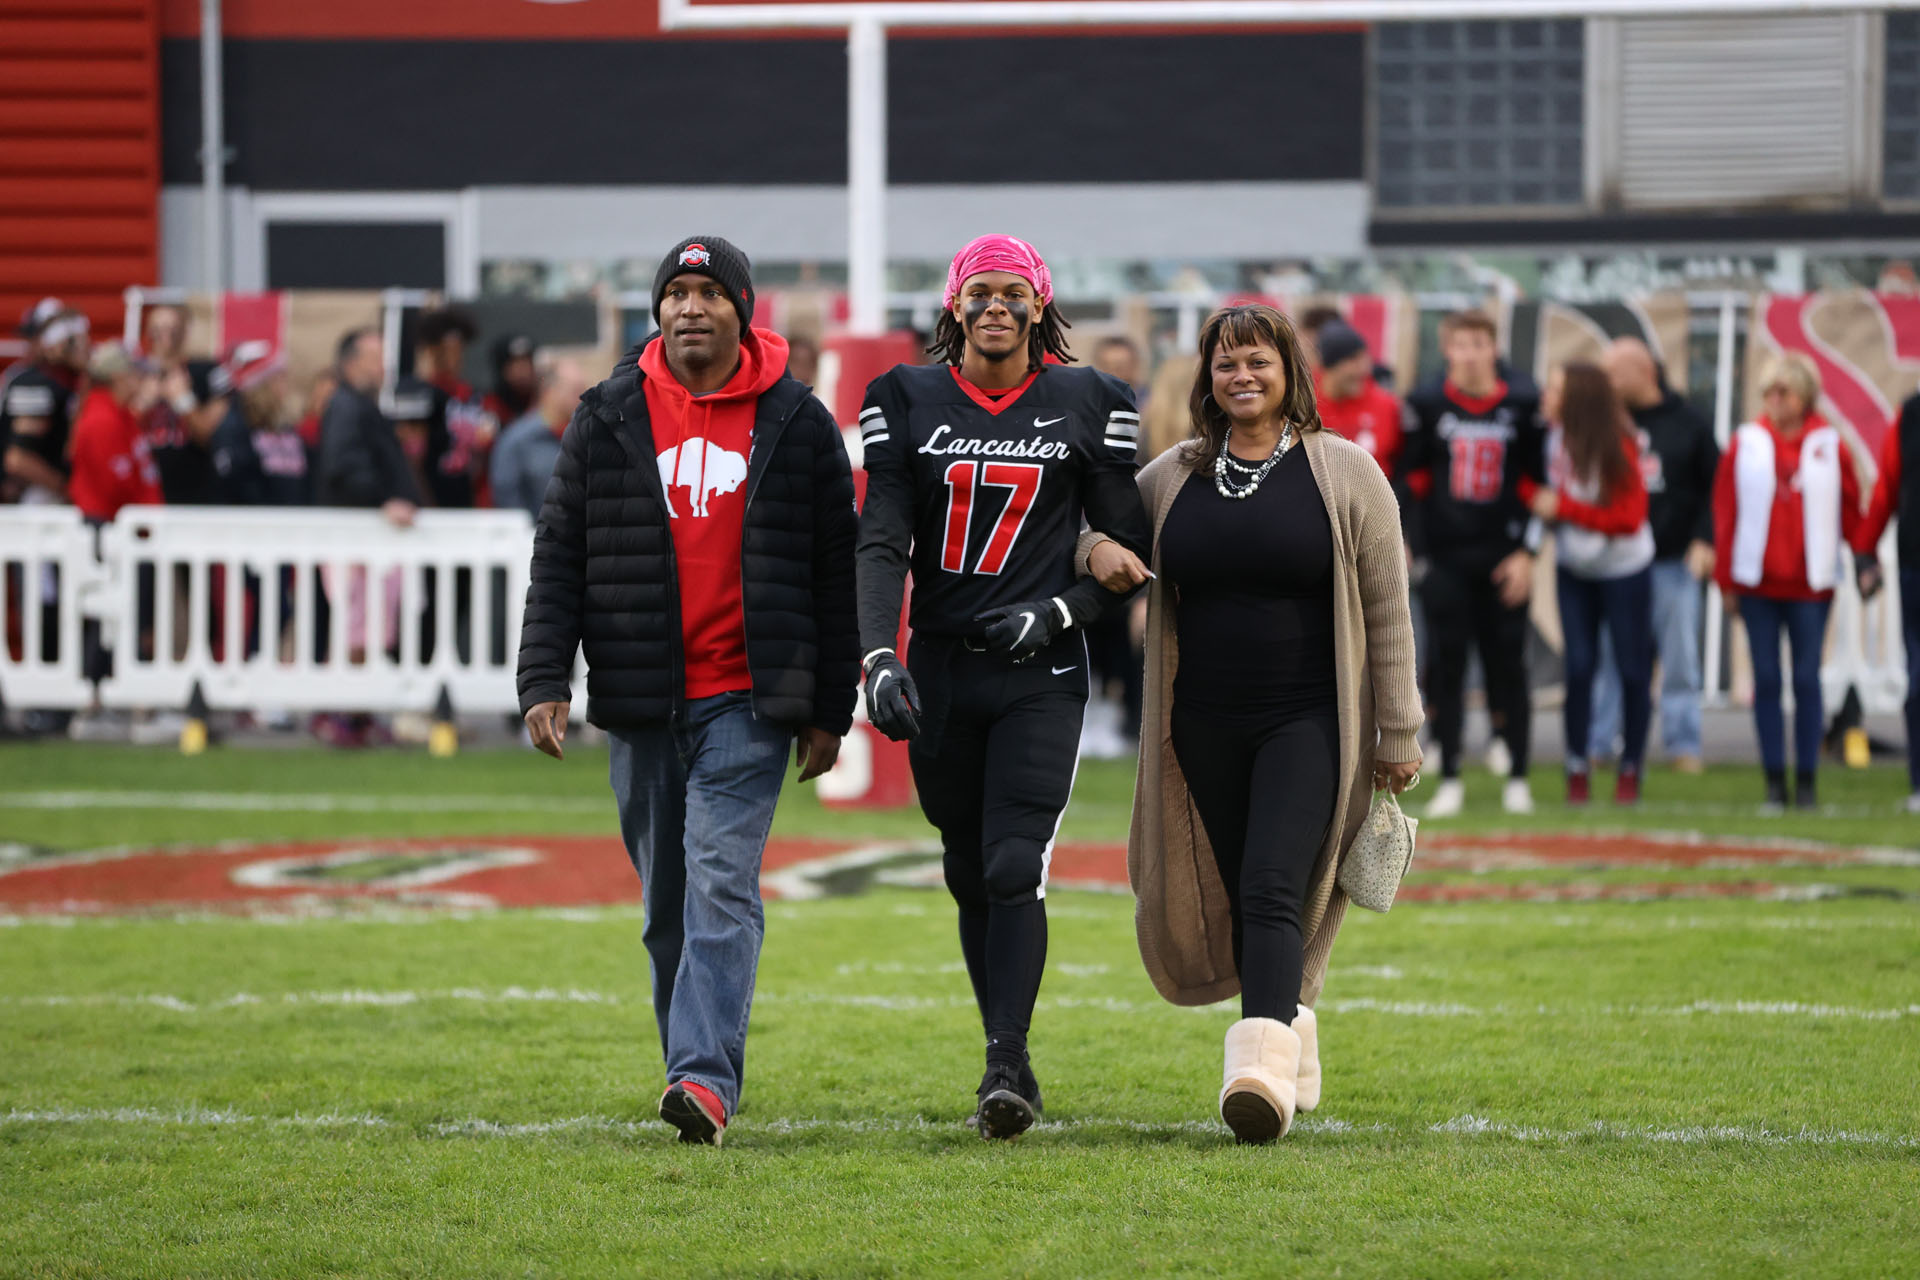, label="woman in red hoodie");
[1523,363,1654,806]
[1713,351,1862,811]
